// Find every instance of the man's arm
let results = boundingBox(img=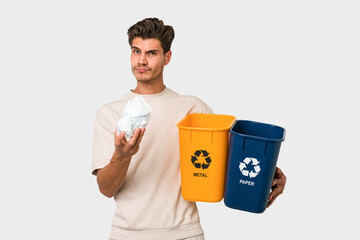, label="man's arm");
[95,128,145,198]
